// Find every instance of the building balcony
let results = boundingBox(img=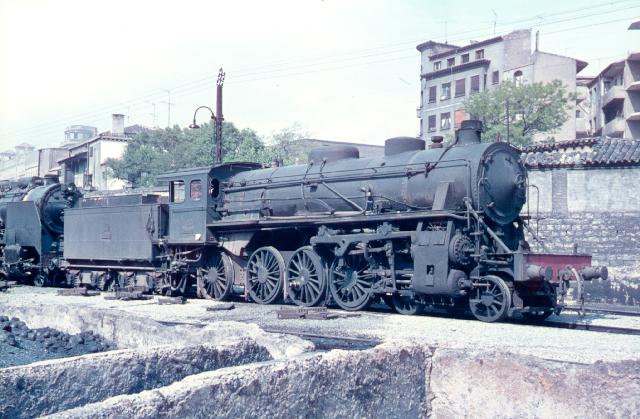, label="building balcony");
[602,117,625,137]
[628,111,640,121]
[602,85,625,109]
[628,81,640,92]
[576,117,589,134]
